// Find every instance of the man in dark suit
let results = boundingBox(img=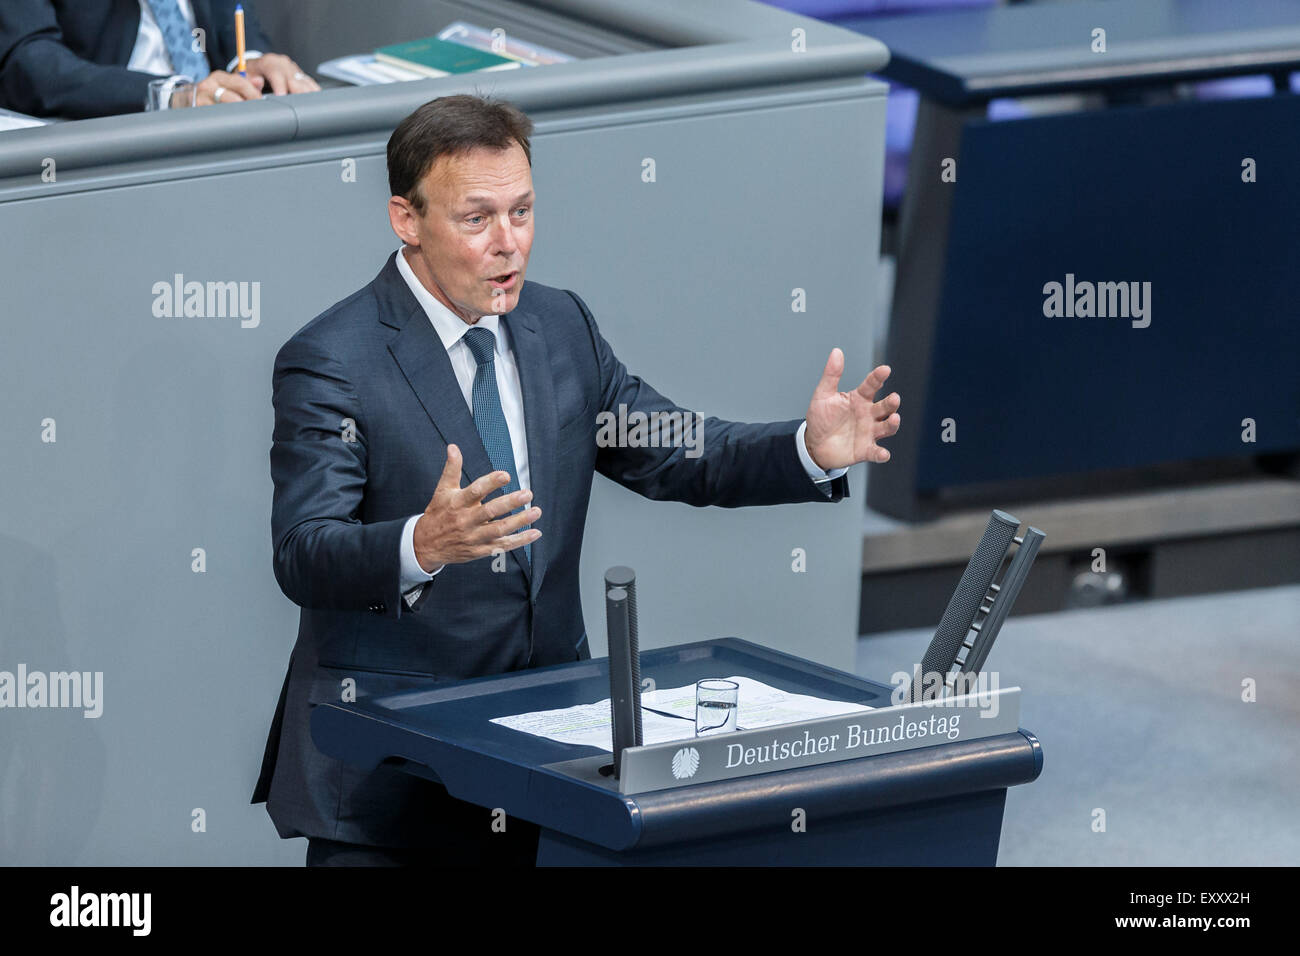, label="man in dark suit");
[252,94,902,866]
[0,0,317,118]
